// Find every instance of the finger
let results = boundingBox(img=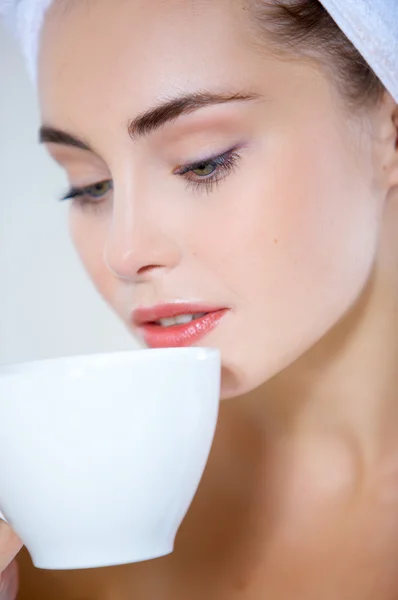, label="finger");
[0,561,18,600]
[0,521,21,572]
